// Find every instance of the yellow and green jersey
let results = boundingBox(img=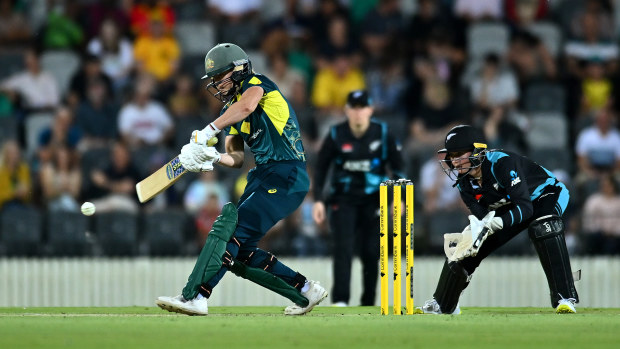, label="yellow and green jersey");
[222,74,306,164]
